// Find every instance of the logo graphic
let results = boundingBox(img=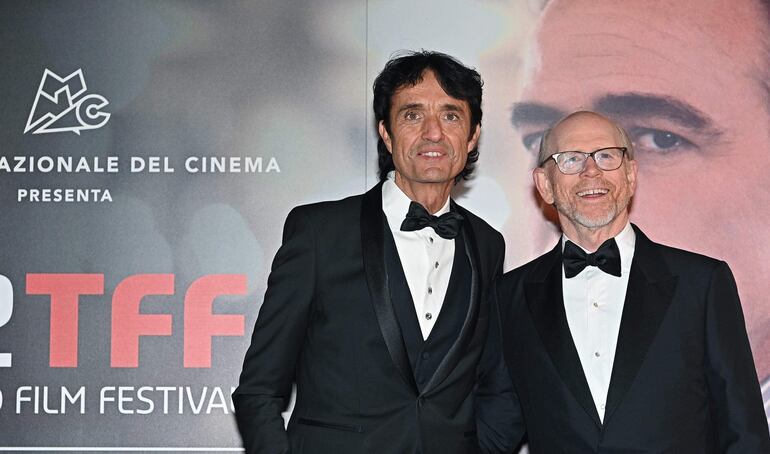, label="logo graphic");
[24,68,111,135]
